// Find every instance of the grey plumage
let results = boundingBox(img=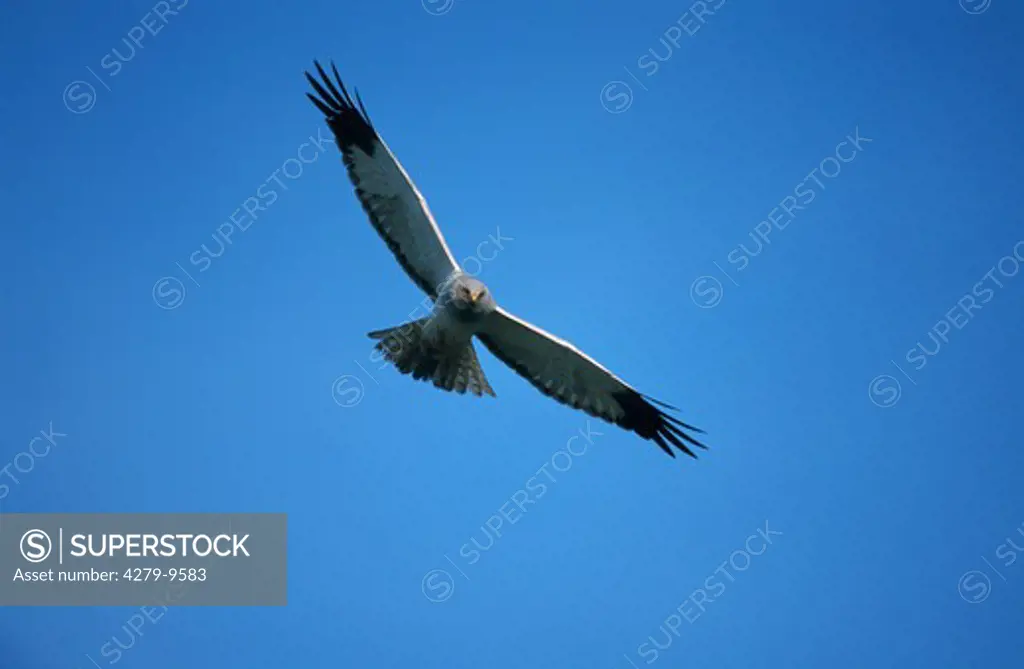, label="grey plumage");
[369,319,494,397]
